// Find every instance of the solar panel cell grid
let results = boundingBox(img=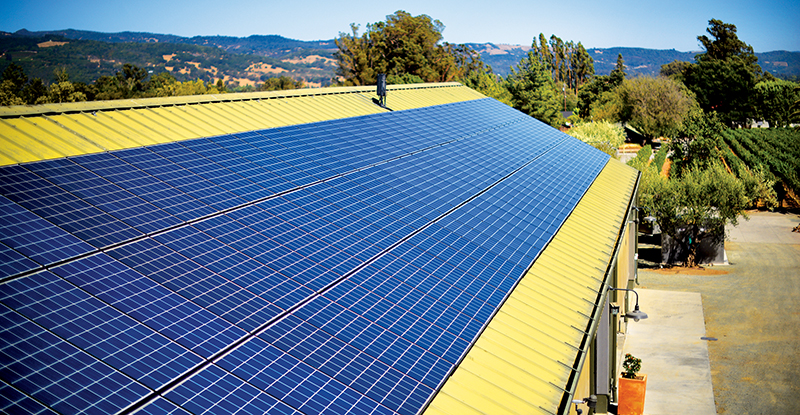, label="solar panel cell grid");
[181,138,293,194]
[114,147,246,211]
[0,304,149,414]
[0,243,39,279]
[0,382,60,415]
[72,152,218,223]
[0,166,143,249]
[133,397,193,415]
[0,271,202,390]
[164,364,301,415]
[152,142,273,202]
[90,246,246,358]
[22,159,183,236]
